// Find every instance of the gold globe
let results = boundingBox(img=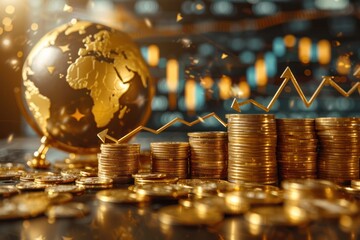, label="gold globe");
[22,20,153,157]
